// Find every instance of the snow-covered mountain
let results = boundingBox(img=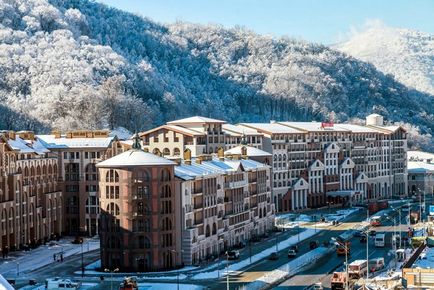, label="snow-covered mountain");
[0,0,434,150]
[336,26,434,96]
